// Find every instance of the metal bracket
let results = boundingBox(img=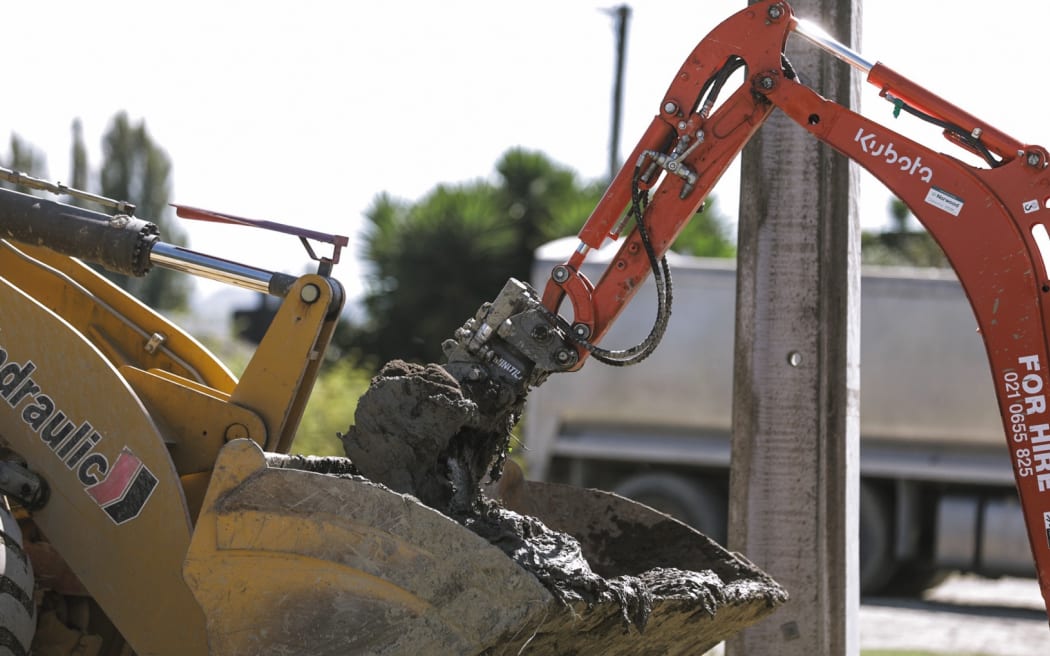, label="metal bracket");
[172,205,349,275]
